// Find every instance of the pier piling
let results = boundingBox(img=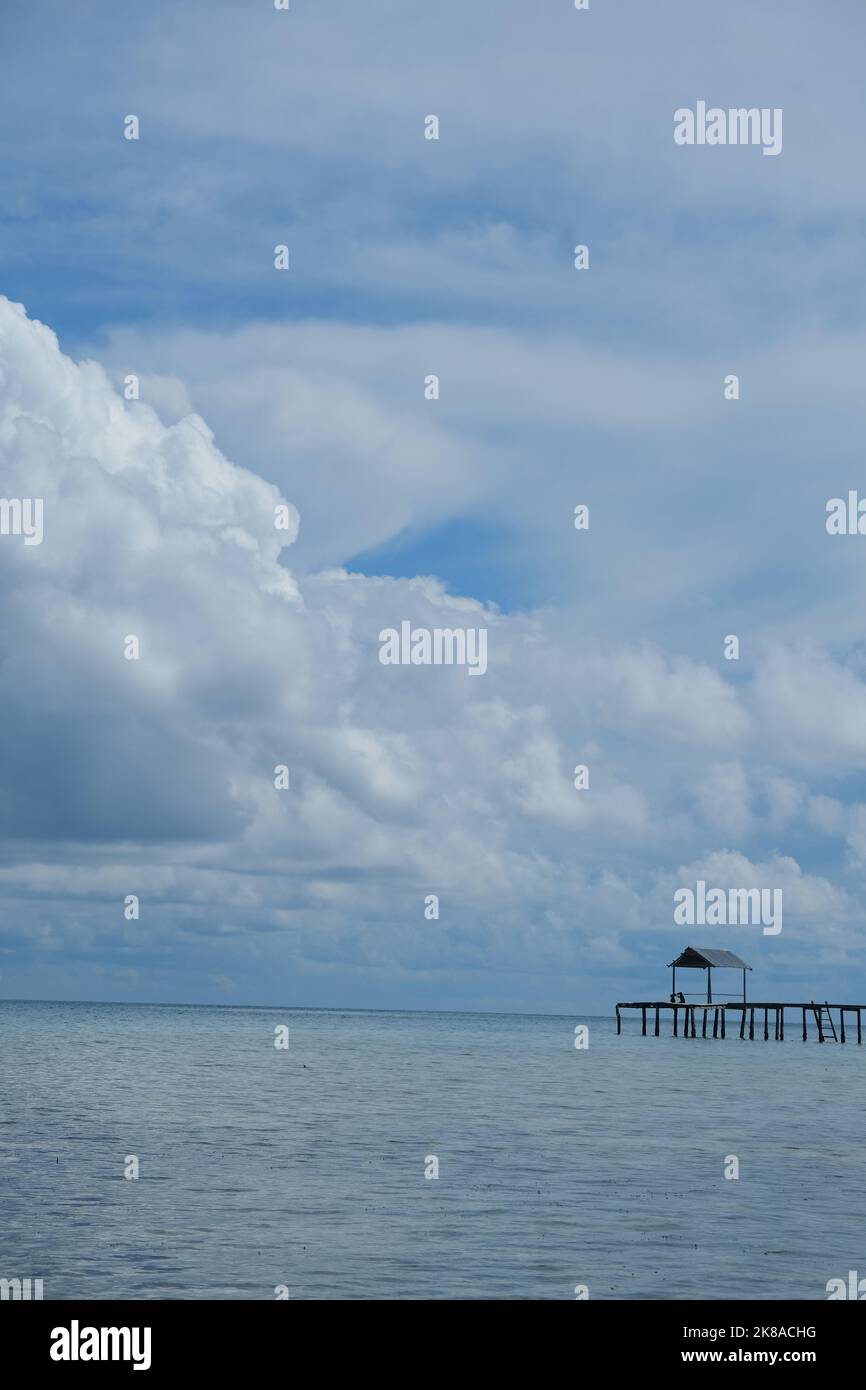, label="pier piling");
[615,997,866,1048]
